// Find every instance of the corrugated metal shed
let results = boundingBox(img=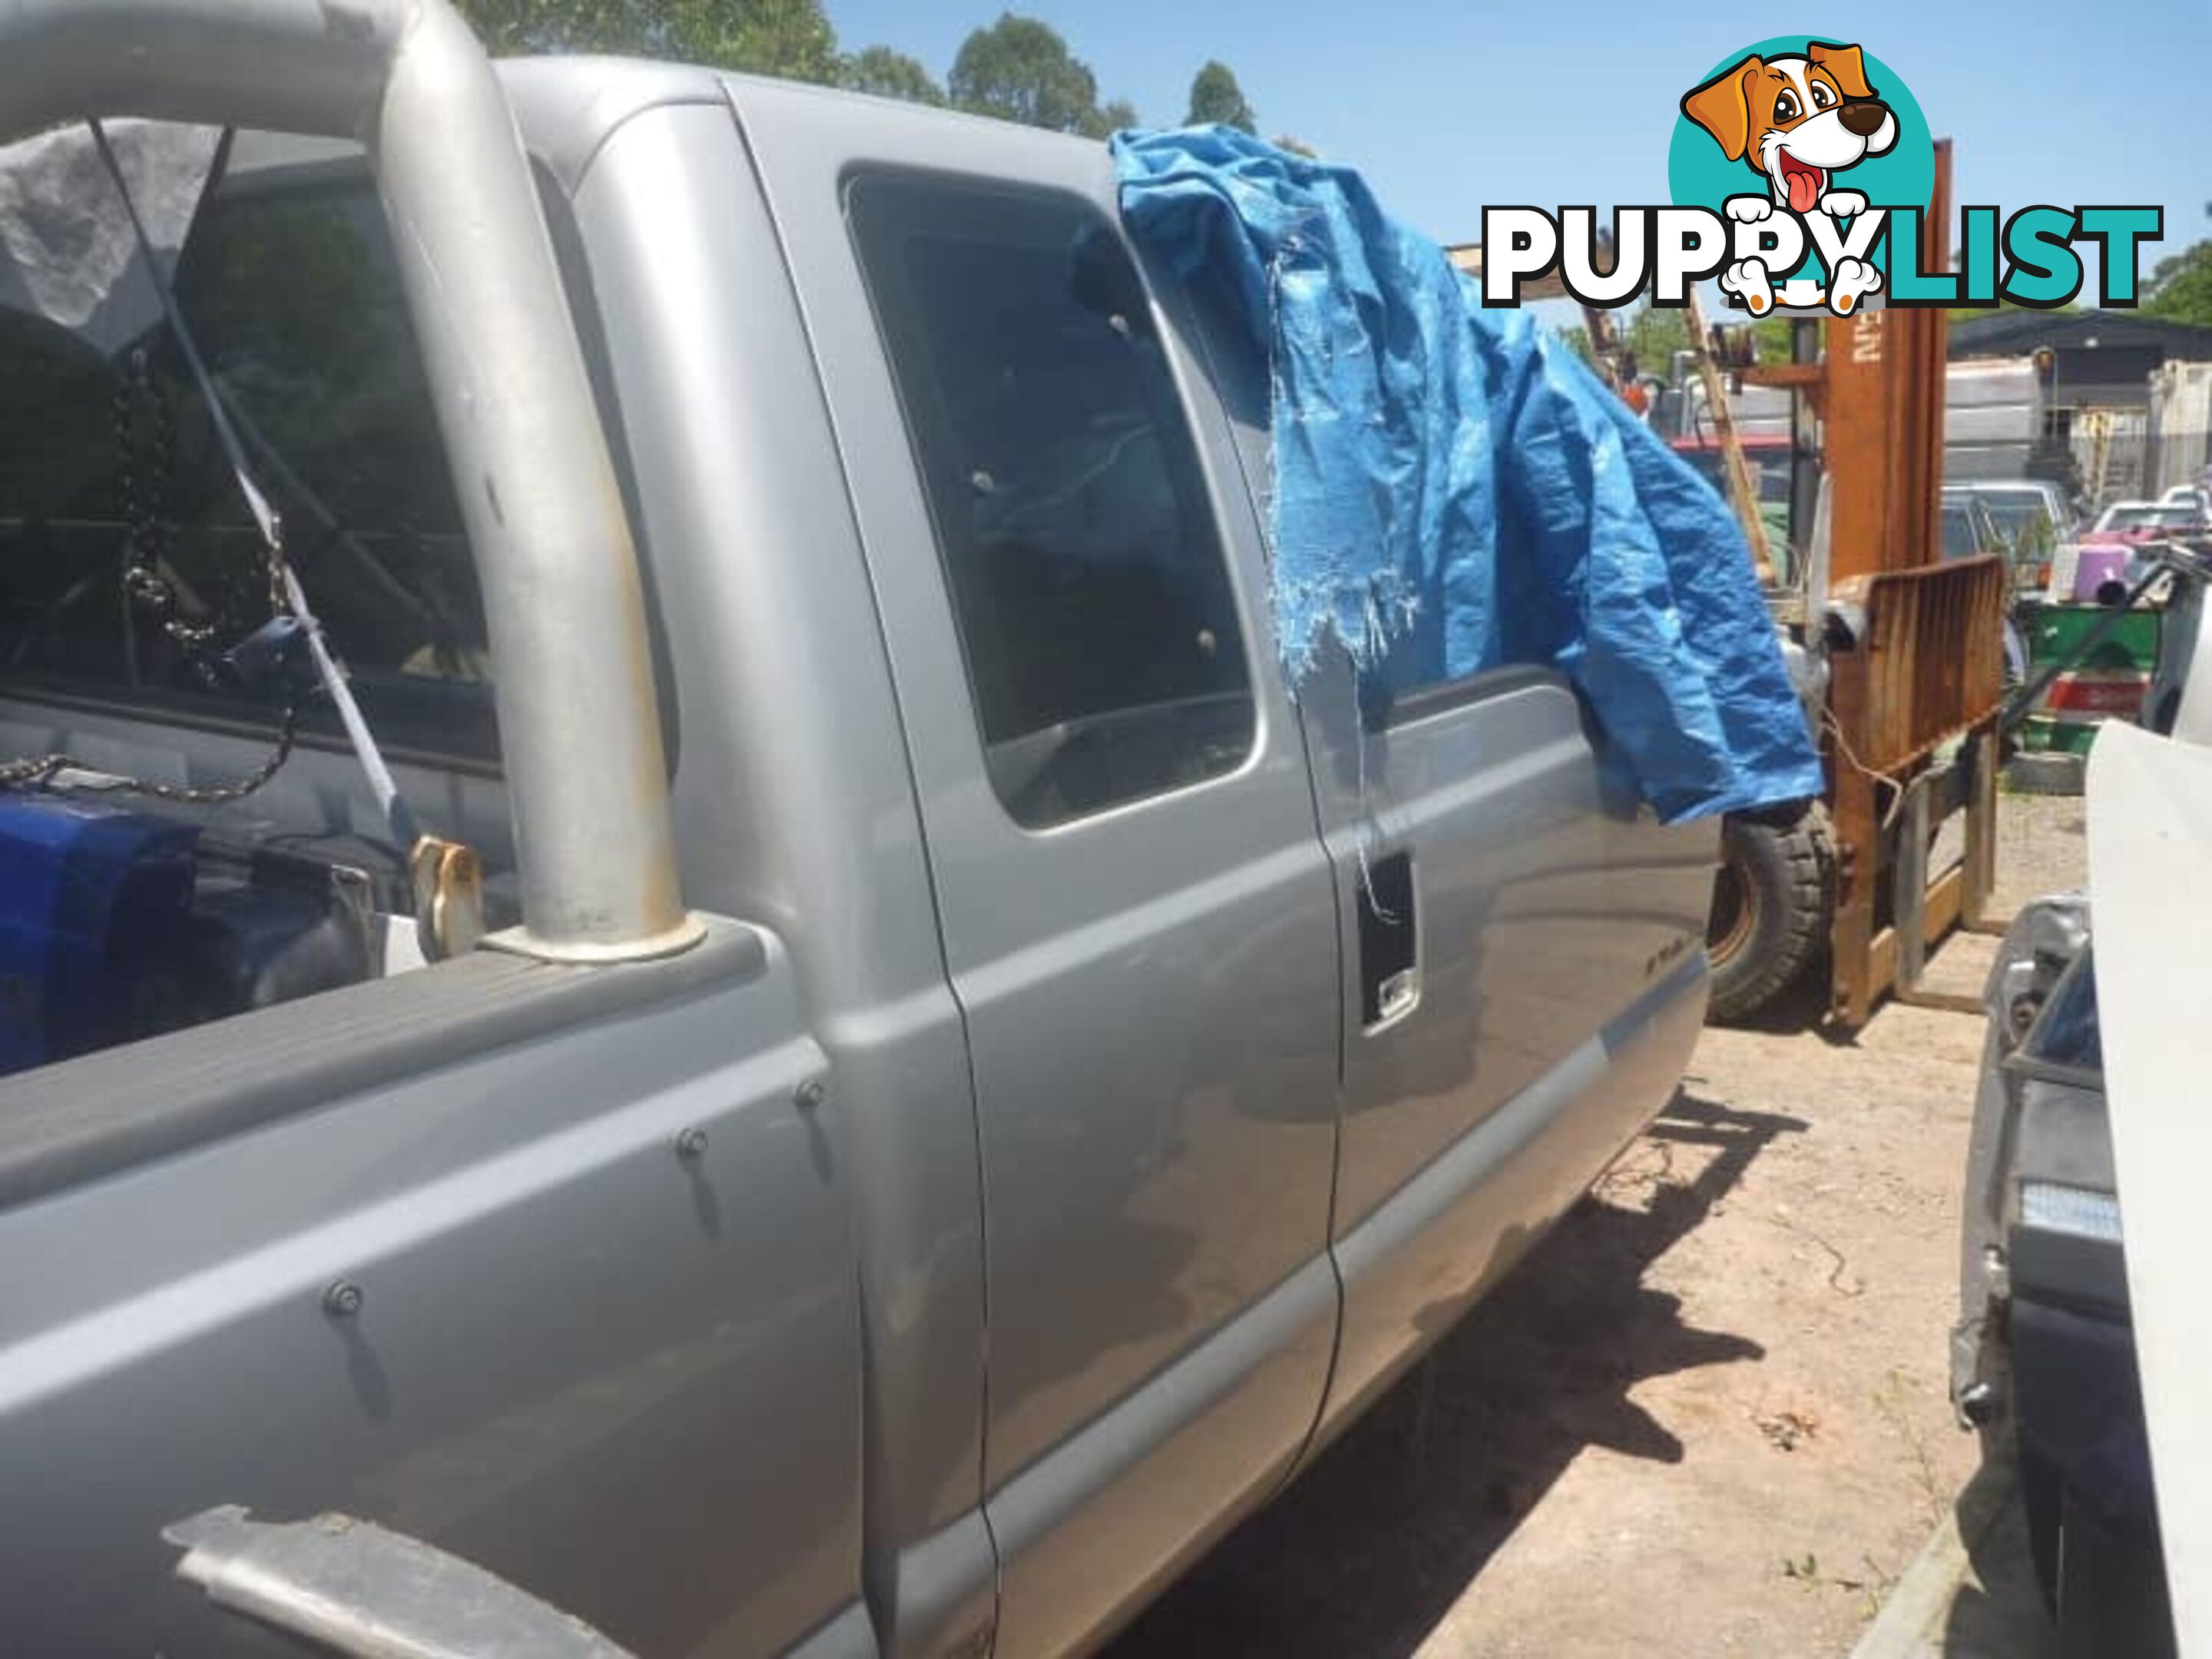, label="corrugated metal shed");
[1953,310,2212,417]
[1950,309,2212,361]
